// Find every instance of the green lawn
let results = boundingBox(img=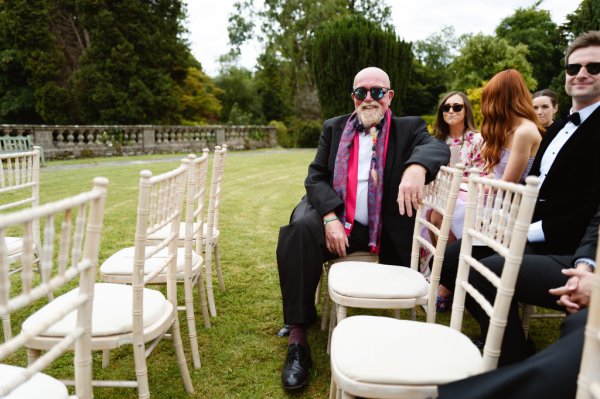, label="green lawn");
[3,148,561,398]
